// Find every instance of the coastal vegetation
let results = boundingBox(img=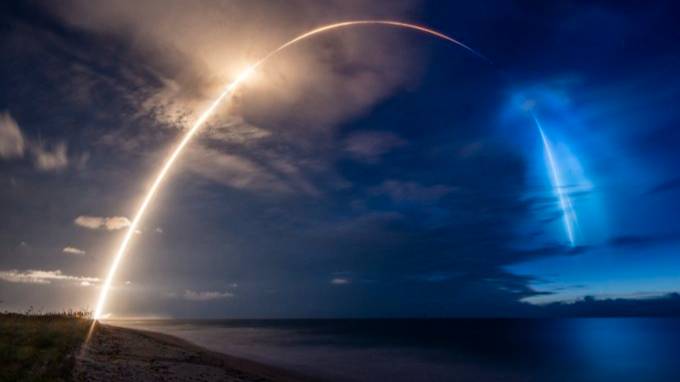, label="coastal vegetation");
[0,309,92,382]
